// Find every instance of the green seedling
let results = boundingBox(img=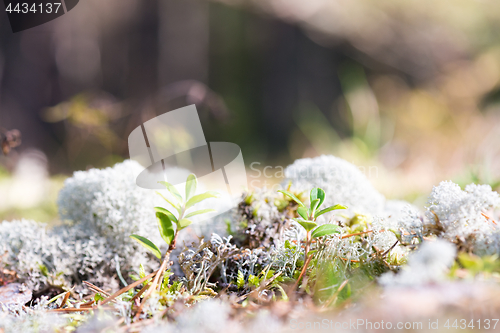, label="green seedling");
[278,187,347,290]
[130,173,219,259]
[129,173,219,315]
